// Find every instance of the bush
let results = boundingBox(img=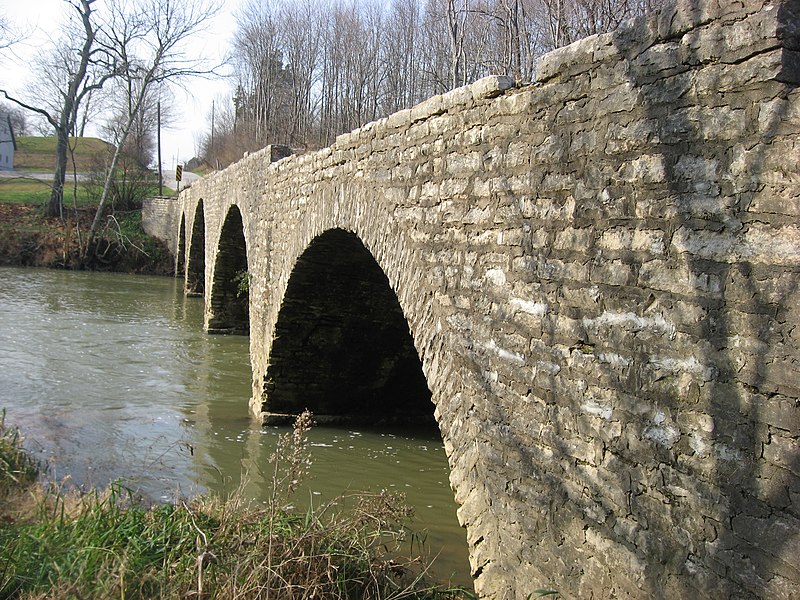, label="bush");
[84,152,162,212]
